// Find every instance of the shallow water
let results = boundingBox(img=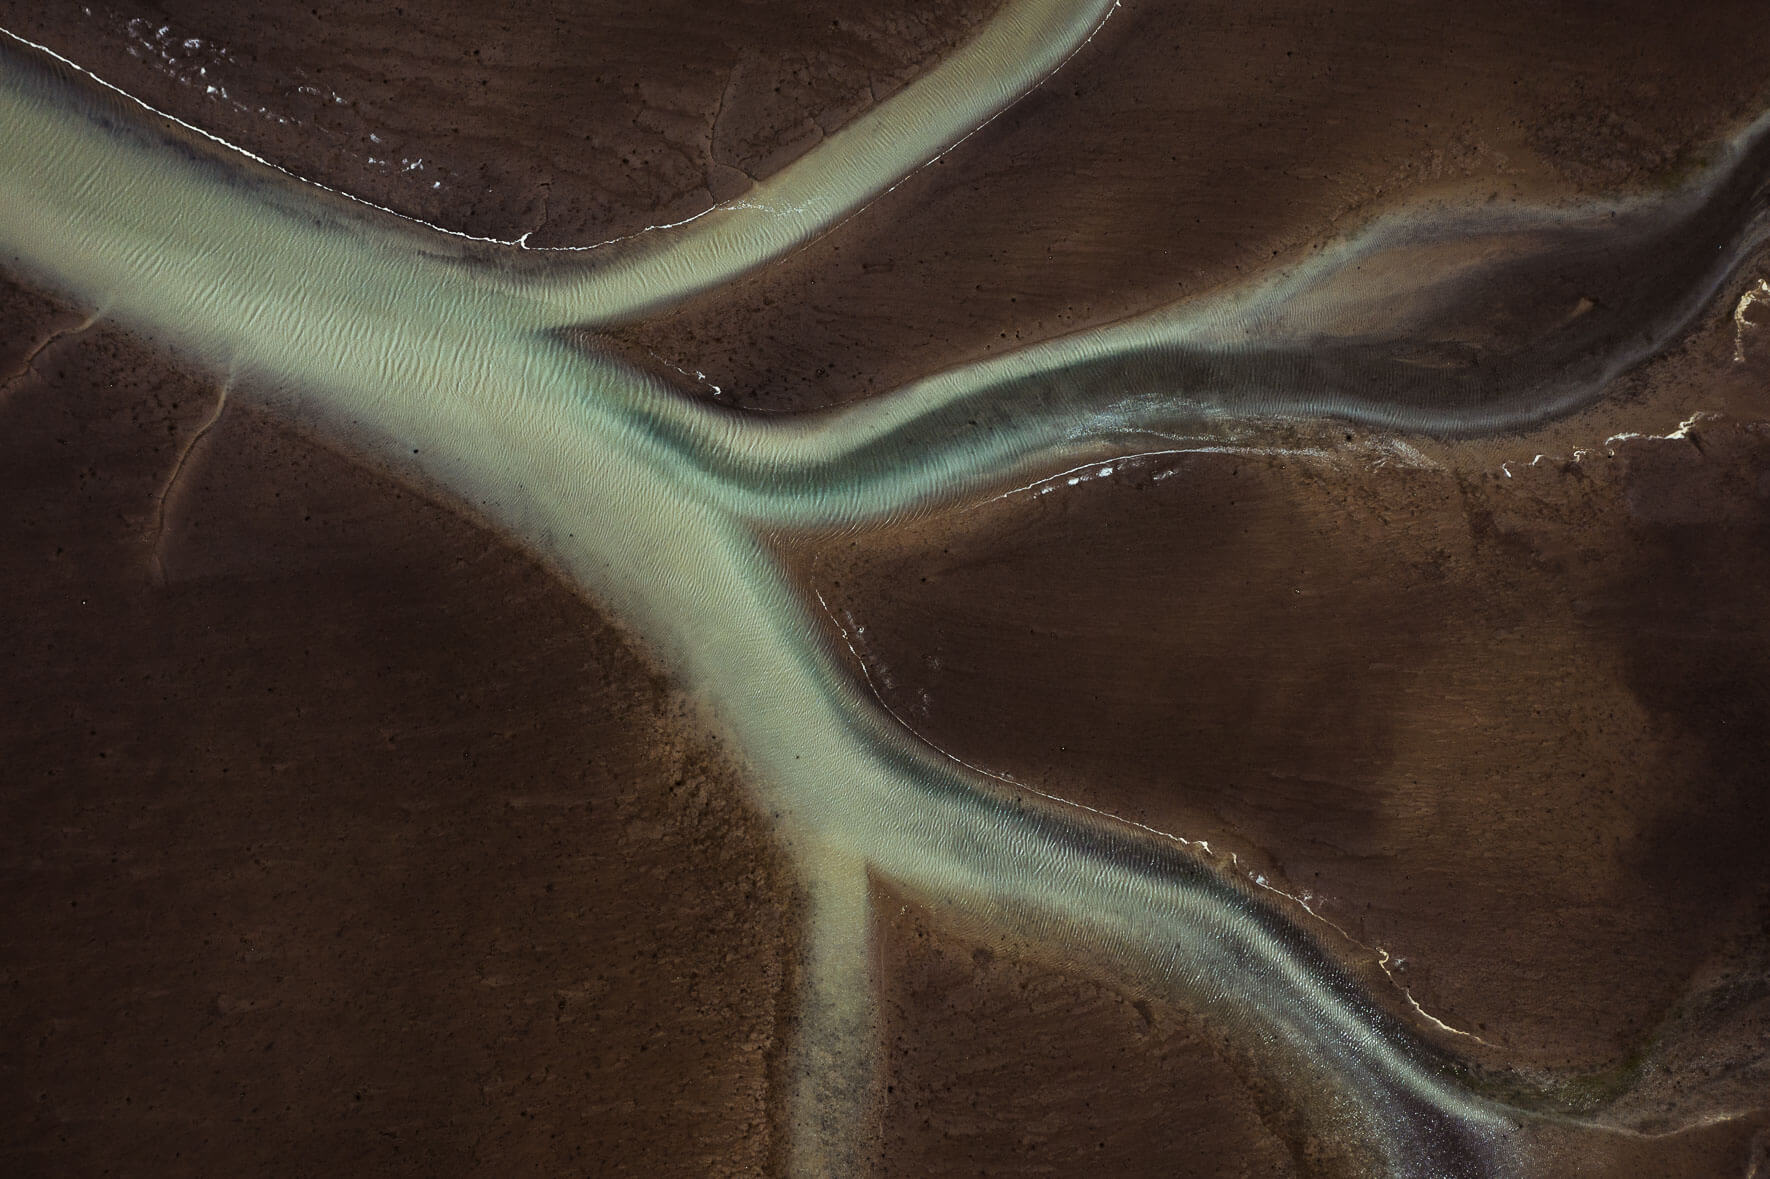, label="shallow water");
[5,10,1770,1173]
